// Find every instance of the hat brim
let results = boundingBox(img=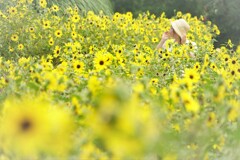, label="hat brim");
[171,21,184,40]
